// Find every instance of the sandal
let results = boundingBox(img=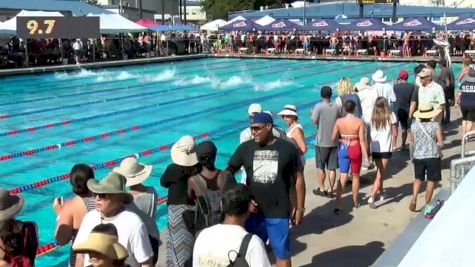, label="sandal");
[409,201,417,212]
